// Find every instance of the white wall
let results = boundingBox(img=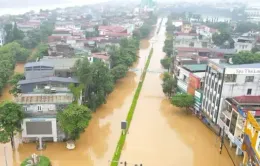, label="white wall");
[22,118,58,142]
[24,104,56,112]
[235,42,253,53]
